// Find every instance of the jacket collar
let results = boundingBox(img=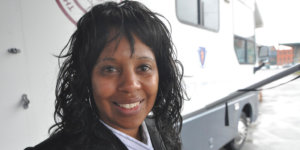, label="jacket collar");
[145,118,167,150]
